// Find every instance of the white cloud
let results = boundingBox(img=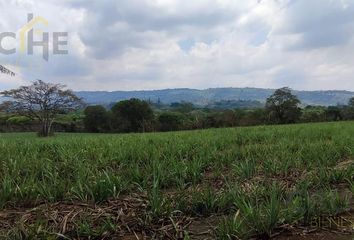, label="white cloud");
[1,0,354,91]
